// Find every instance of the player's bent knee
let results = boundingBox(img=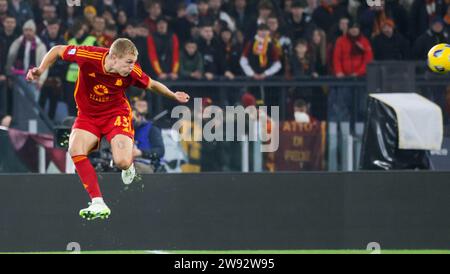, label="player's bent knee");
[114,157,133,170]
[69,146,85,157]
